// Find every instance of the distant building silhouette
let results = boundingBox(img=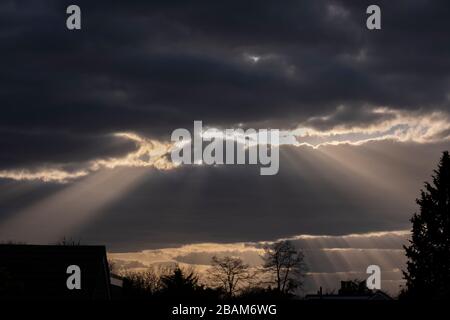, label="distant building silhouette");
[305,281,392,301]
